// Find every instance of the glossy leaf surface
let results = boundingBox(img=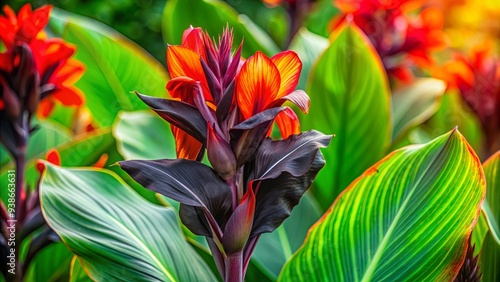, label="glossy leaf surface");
[279,129,485,281]
[113,111,176,160]
[40,164,216,281]
[302,21,391,209]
